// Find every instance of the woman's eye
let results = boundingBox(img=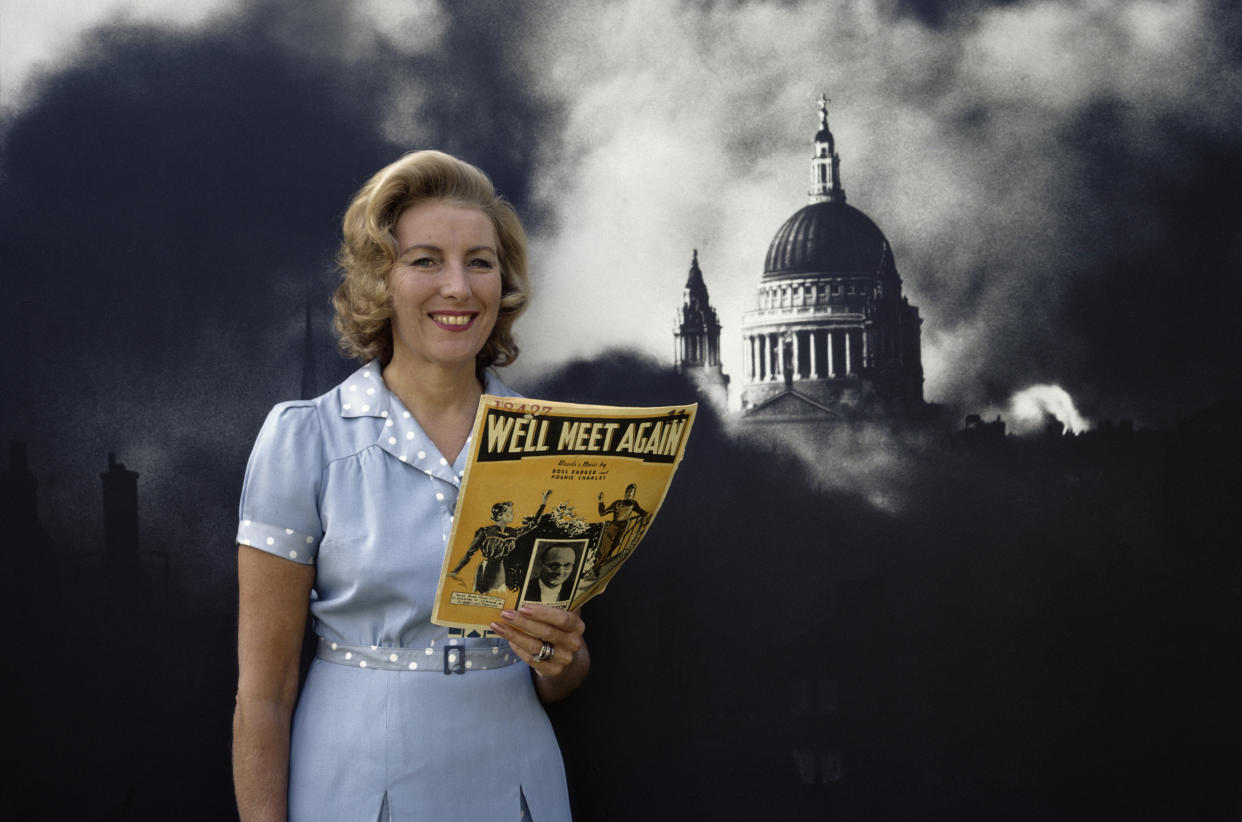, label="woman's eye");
[468,258,497,270]
[407,257,437,269]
